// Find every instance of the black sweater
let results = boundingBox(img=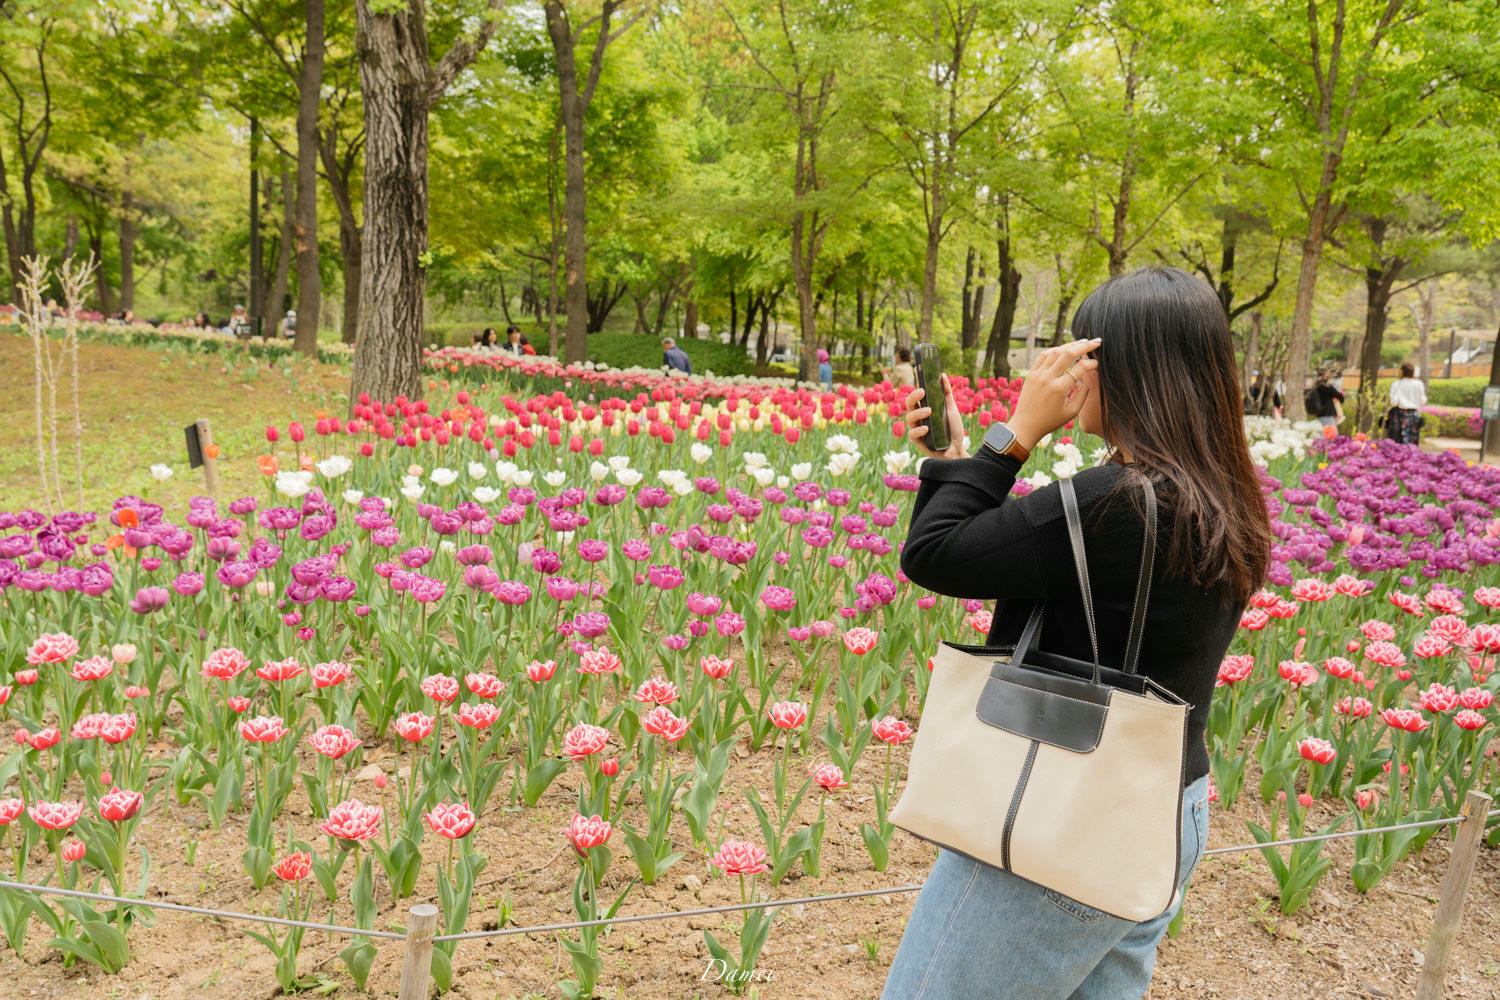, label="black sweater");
[899,448,1241,785]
